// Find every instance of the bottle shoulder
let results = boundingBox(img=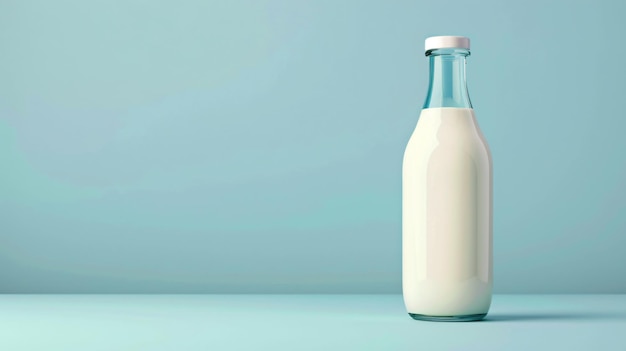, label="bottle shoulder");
[411,108,482,138]
[404,108,490,163]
